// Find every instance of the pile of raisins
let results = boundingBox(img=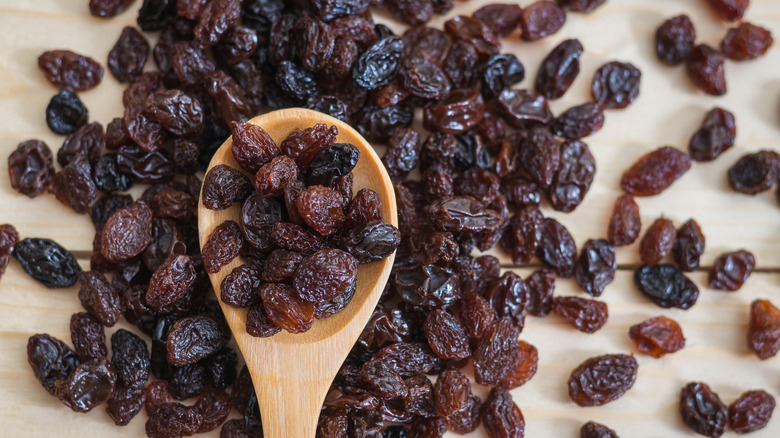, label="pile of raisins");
[5,0,780,436]
[202,121,399,335]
